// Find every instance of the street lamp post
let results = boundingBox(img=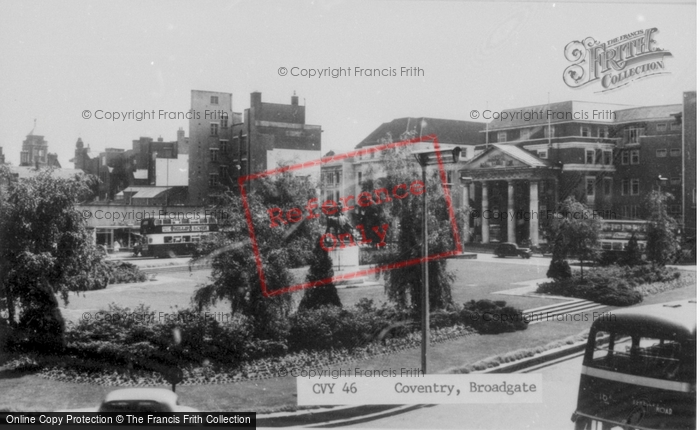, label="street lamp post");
[411,146,462,375]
